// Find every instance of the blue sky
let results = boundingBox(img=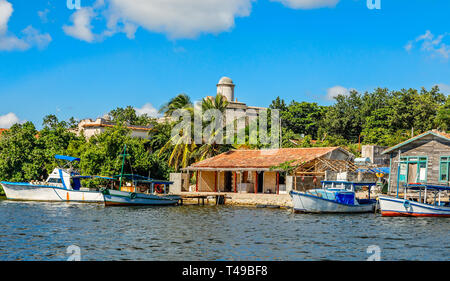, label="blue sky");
[0,0,449,129]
